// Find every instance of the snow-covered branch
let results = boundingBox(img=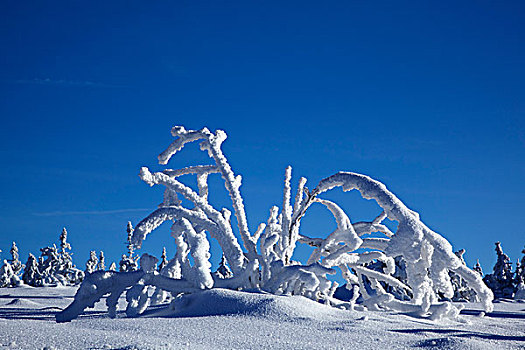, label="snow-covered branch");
[313,172,494,312]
